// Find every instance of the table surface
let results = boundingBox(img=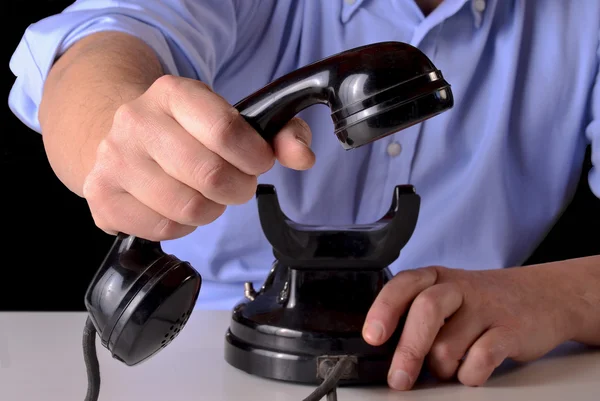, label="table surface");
[0,311,598,401]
